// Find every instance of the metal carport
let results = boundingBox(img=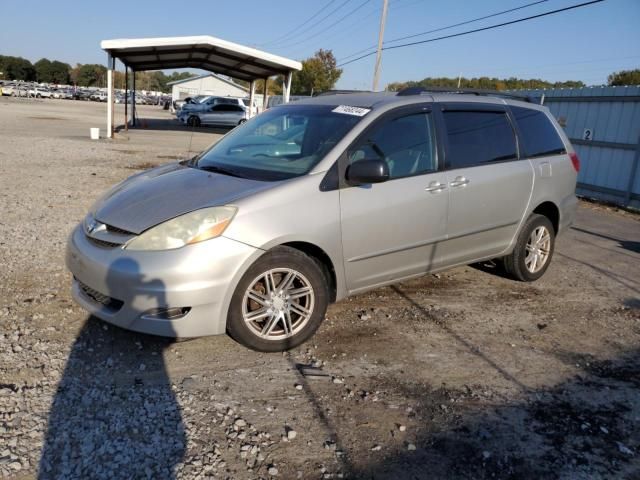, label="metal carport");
[100,35,302,138]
